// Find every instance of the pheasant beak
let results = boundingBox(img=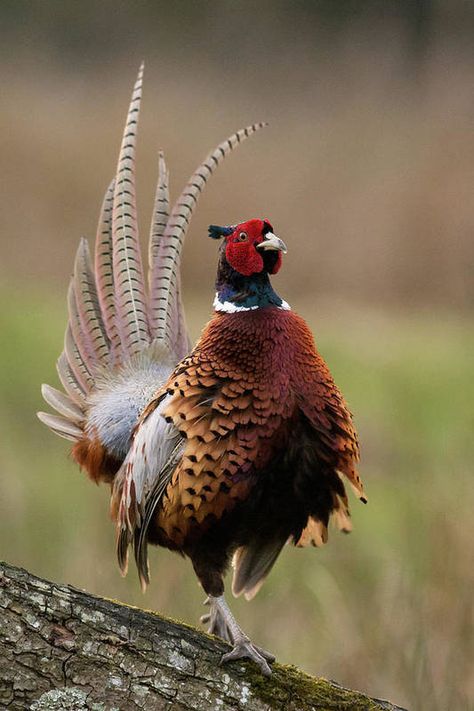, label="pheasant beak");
[256,232,288,254]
